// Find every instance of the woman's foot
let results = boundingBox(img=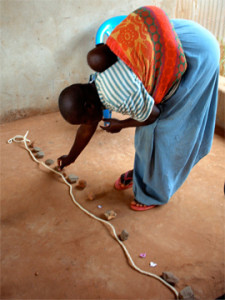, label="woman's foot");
[130,200,156,211]
[114,170,133,190]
